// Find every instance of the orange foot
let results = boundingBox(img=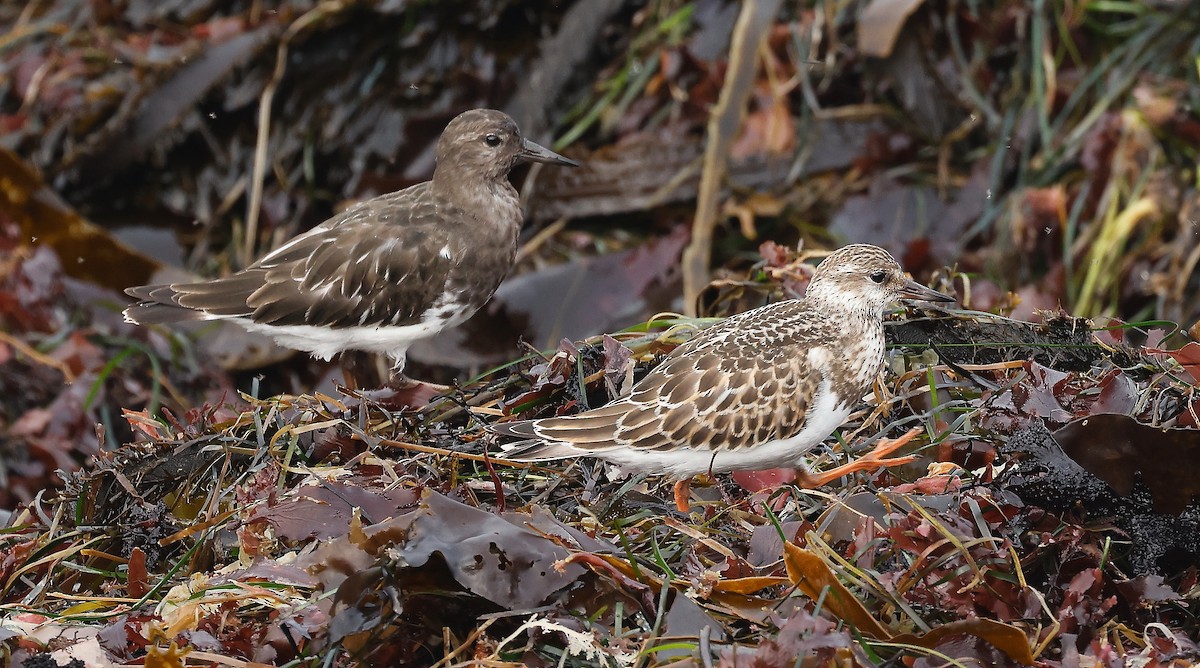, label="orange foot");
[673,478,694,512]
[796,427,922,488]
